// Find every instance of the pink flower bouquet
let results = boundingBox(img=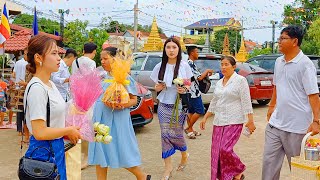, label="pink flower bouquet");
[66,68,103,142]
